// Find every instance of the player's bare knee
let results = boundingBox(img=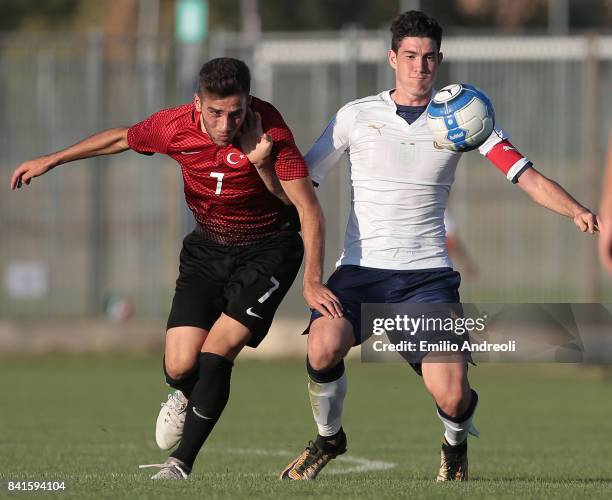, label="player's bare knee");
[164,358,197,381]
[434,386,471,418]
[308,331,348,371]
[435,397,462,418]
[308,343,344,372]
[307,319,353,371]
[164,326,208,379]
